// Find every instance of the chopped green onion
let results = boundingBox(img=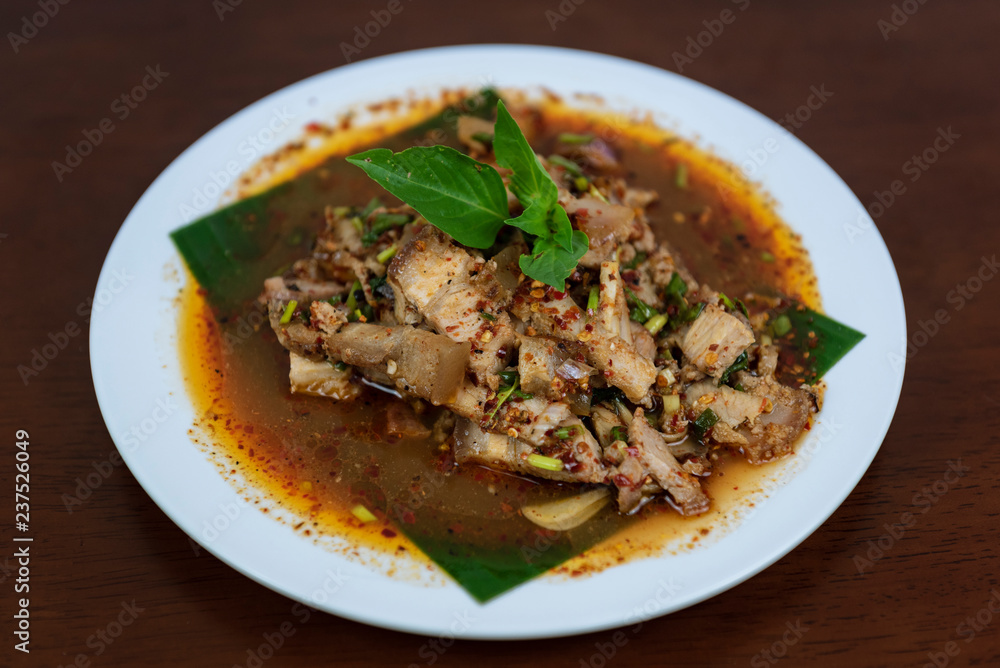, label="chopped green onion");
[351,504,377,523]
[661,394,681,415]
[736,299,750,319]
[360,197,382,218]
[587,286,599,313]
[350,216,364,233]
[480,311,496,322]
[527,453,564,472]
[734,383,746,392]
[588,184,609,203]
[279,300,297,325]
[344,280,362,312]
[553,425,580,440]
[761,251,775,263]
[691,408,719,440]
[773,314,792,337]
[666,272,688,303]
[376,245,398,264]
[558,132,594,145]
[334,361,348,371]
[326,295,343,305]
[625,287,657,323]
[675,163,688,189]
[719,292,736,311]
[610,426,628,443]
[471,131,494,143]
[547,154,584,176]
[573,176,590,191]
[683,302,706,323]
[624,251,647,270]
[332,205,351,218]
[644,313,668,335]
[719,350,749,386]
